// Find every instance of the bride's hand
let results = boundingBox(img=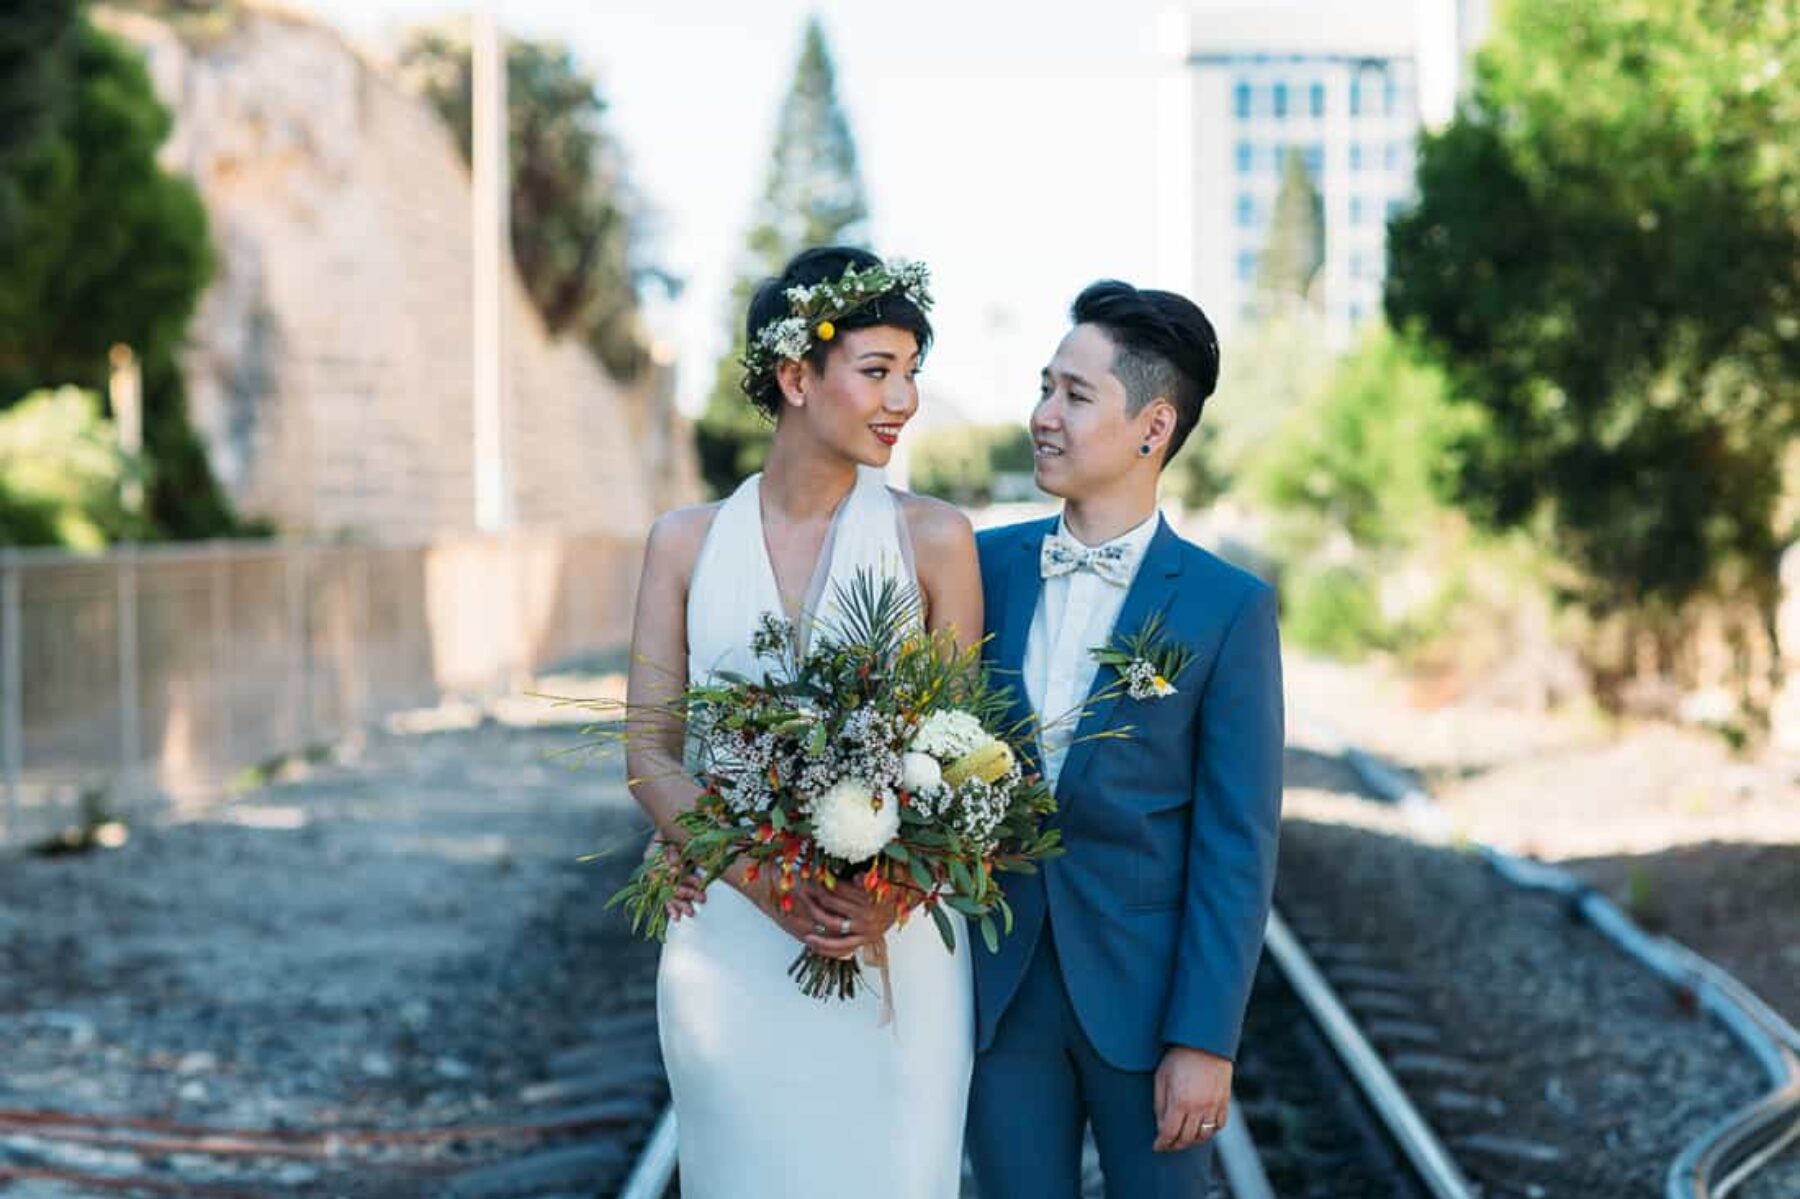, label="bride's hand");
[796,878,896,960]
[654,839,708,923]
[717,862,822,944]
